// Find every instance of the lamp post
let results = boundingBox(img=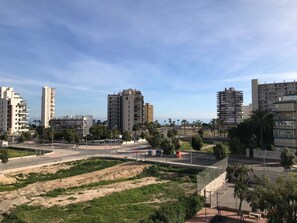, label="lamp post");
[51,126,54,151]
[85,132,87,158]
